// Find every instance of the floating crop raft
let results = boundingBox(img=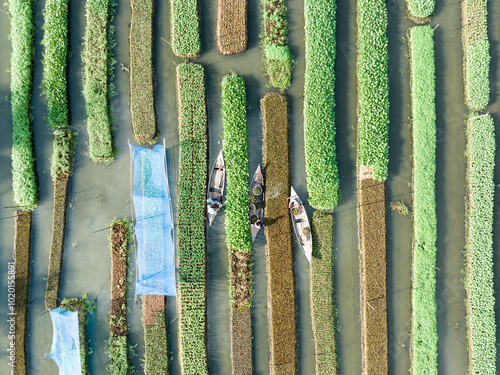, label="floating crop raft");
[49,308,81,374]
[130,145,176,296]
